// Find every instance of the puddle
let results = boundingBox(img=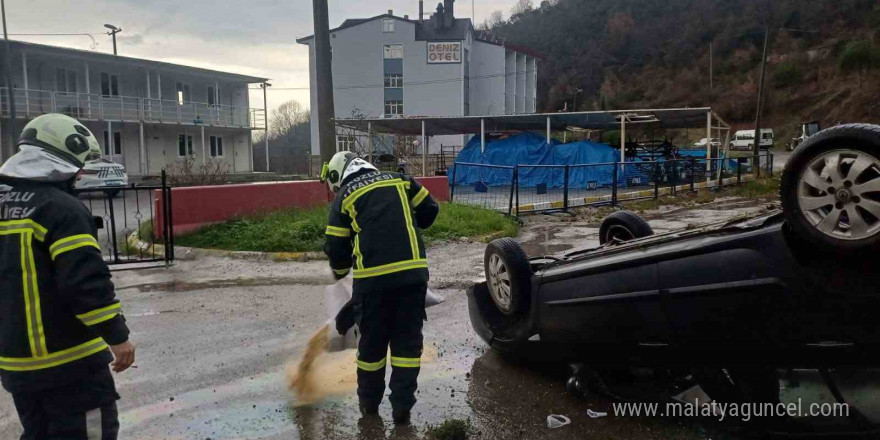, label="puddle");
[124,276,329,293]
